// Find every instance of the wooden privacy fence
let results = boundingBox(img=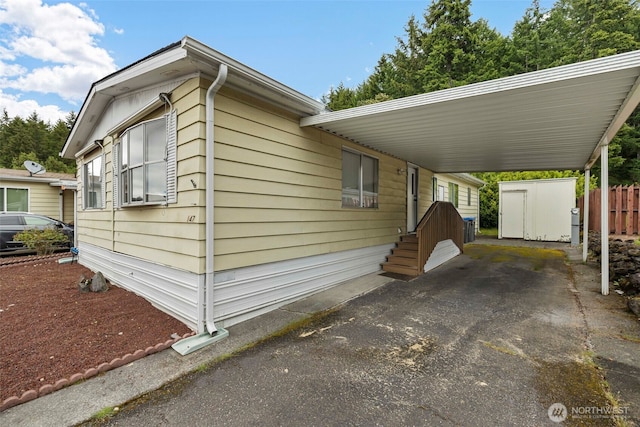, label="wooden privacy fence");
[577,185,640,235]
